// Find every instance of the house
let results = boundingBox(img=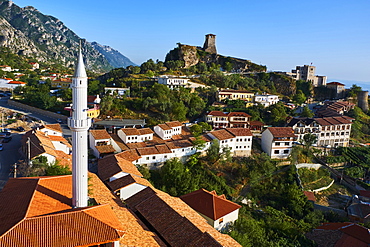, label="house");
[306,222,370,247]
[125,187,242,247]
[157,76,190,89]
[180,188,241,231]
[89,129,119,158]
[64,96,101,119]
[0,65,12,72]
[108,174,153,200]
[39,124,63,136]
[206,111,252,129]
[29,62,40,70]
[217,89,254,106]
[7,80,26,89]
[286,116,353,147]
[254,93,279,107]
[117,128,154,144]
[153,121,182,140]
[208,128,253,156]
[51,78,72,89]
[105,87,130,97]
[0,176,125,246]
[261,127,297,159]
[316,101,355,118]
[135,145,173,168]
